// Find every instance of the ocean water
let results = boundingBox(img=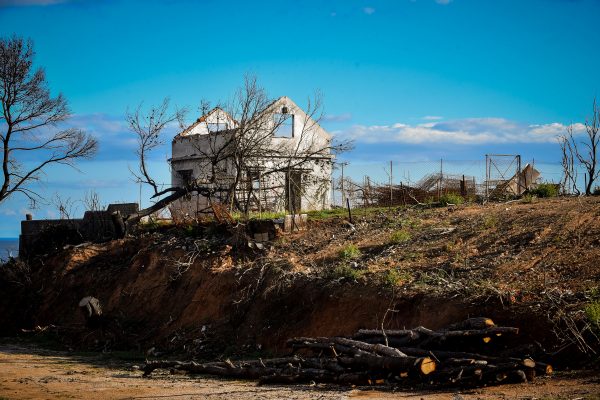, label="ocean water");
[0,238,19,261]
